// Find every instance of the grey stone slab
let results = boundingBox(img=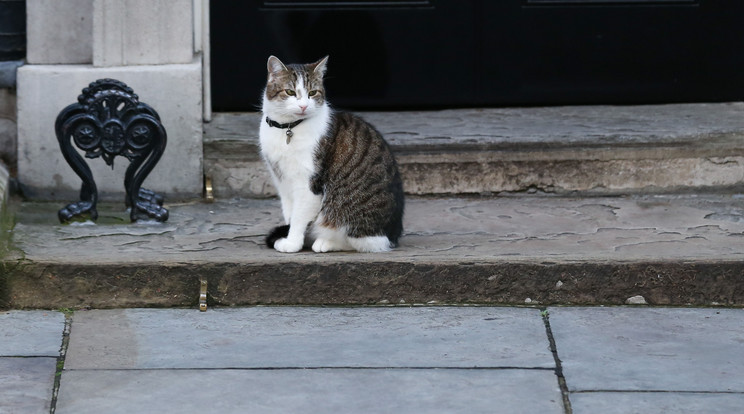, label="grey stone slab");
[56,368,564,414]
[12,195,744,265]
[549,307,744,392]
[65,307,554,369]
[0,357,57,414]
[571,392,744,414]
[0,311,65,356]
